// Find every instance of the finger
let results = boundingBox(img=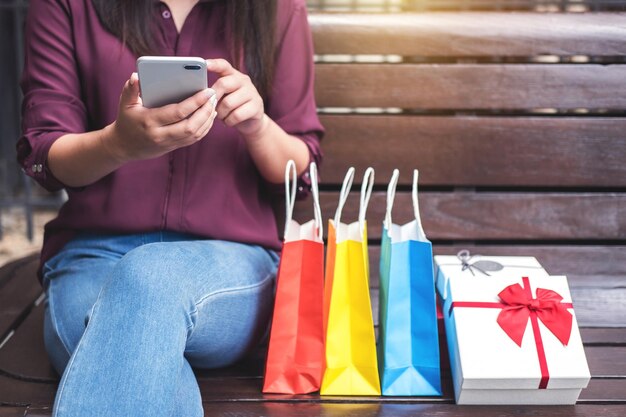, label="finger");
[166,95,215,141]
[192,109,218,142]
[184,96,215,139]
[216,88,253,120]
[175,108,217,147]
[151,88,215,126]
[120,72,142,107]
[205,58,236,77]
[211,74,245,101]
[223,101,258,128]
